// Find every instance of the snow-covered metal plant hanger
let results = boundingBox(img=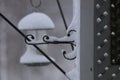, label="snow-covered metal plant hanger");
[0,0,80,80]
